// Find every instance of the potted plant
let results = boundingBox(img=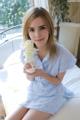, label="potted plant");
[48,0,70,40]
